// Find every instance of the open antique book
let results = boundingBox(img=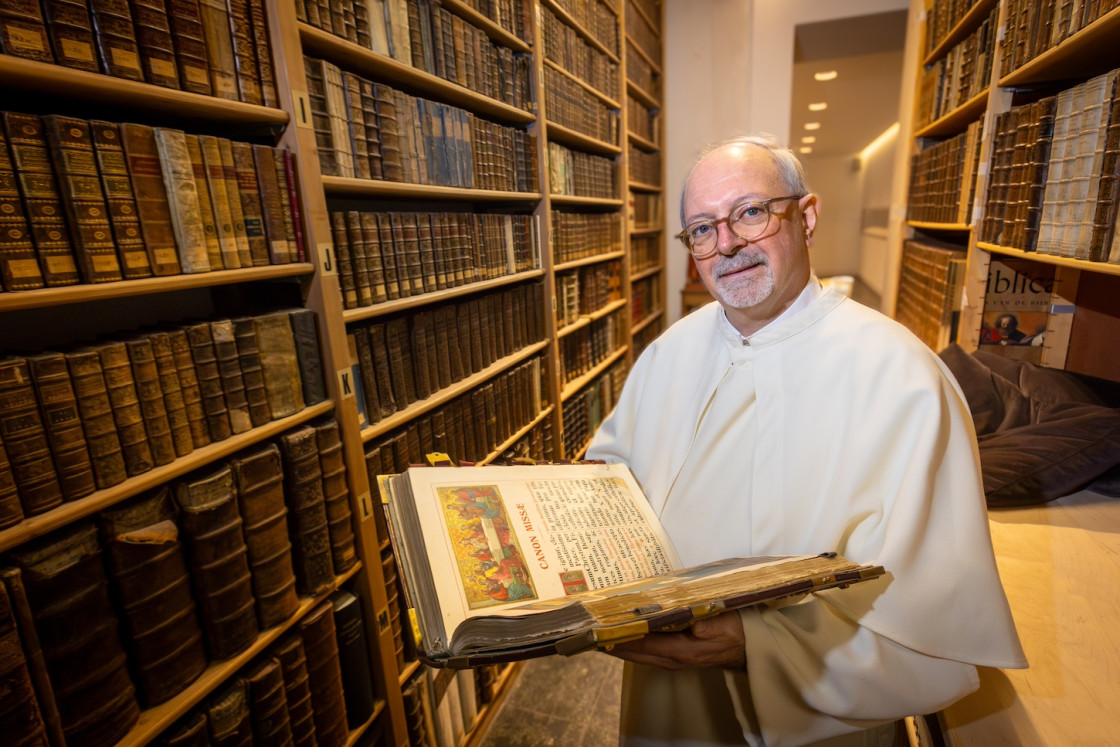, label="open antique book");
[377,462,885,668]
